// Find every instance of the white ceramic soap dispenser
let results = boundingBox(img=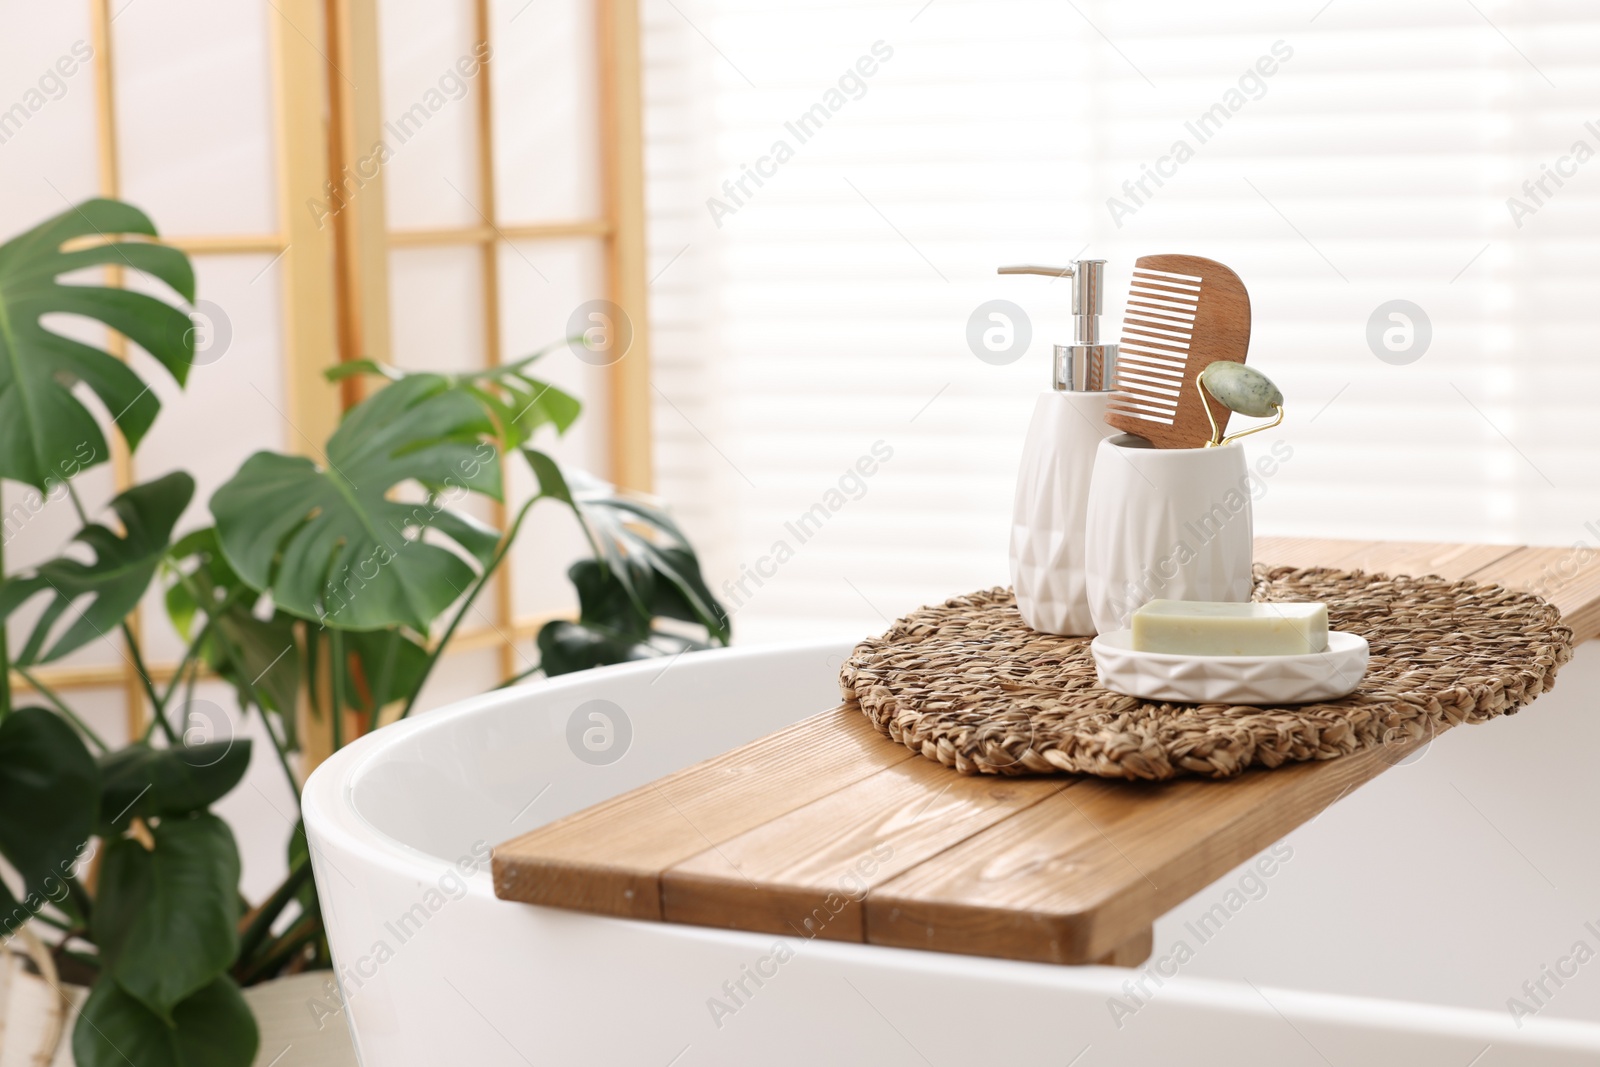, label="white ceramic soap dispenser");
[1000,260,1120,636]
